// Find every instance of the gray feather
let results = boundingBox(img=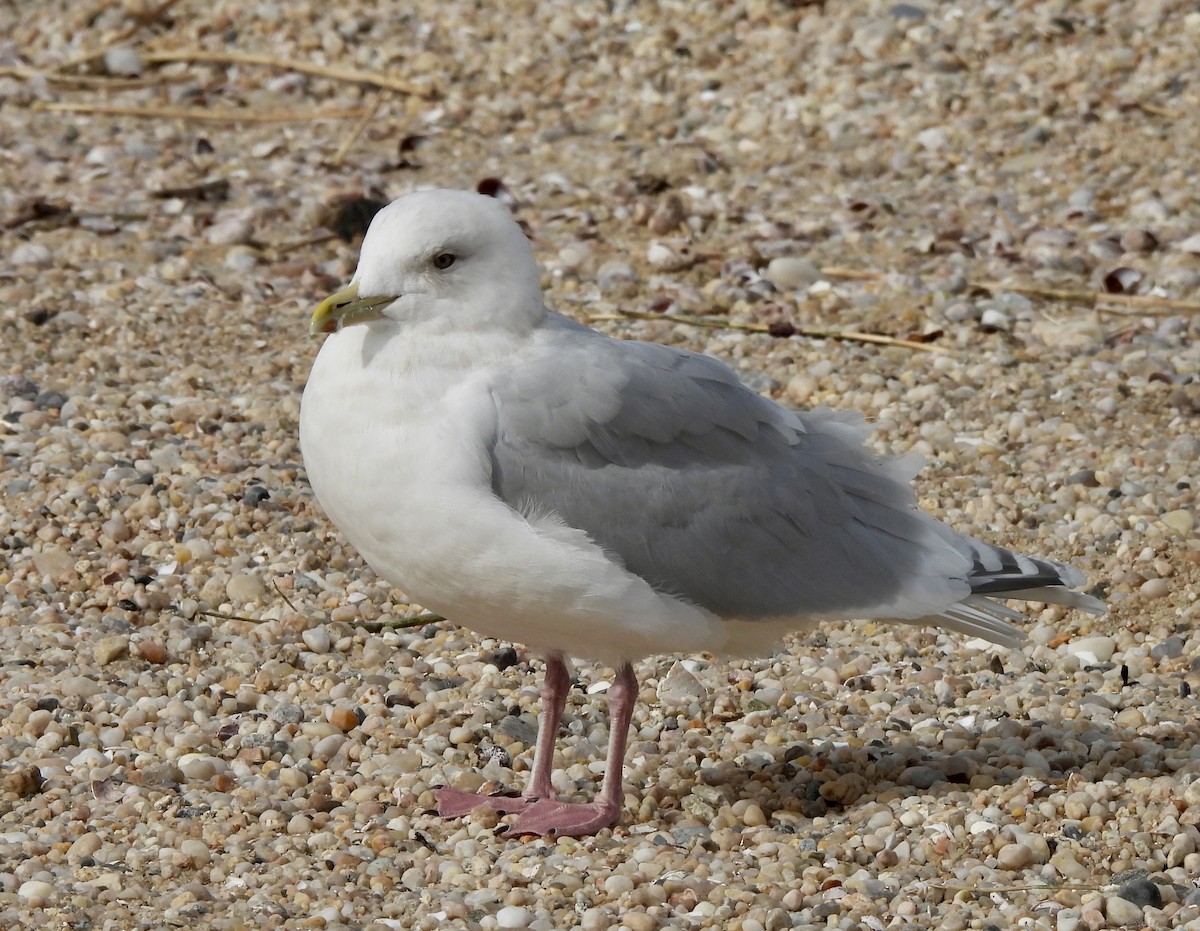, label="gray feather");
[486,313,1101,631]
[488,317,958,619]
